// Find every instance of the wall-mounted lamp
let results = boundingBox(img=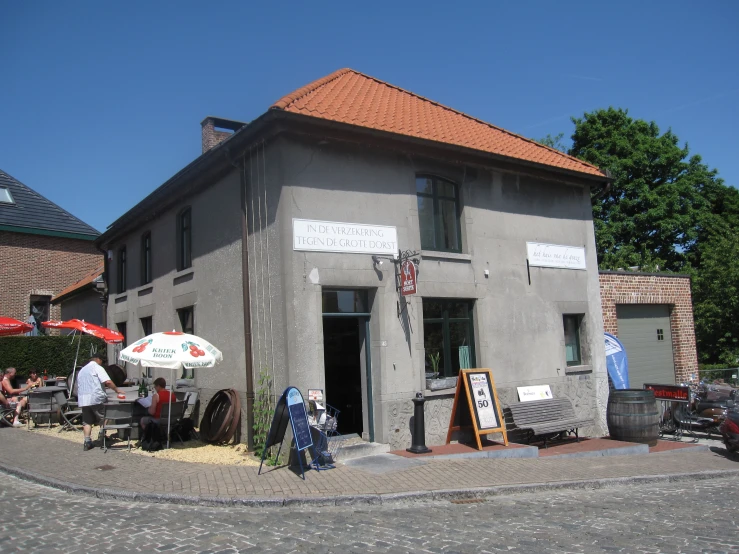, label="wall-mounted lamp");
[372,255,384,267]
